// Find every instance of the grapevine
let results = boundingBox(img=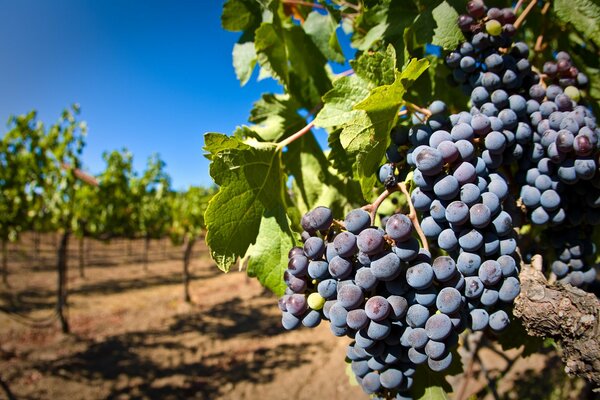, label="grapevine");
[207,0,600,397]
